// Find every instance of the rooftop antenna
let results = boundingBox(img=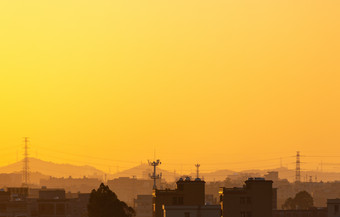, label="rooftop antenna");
[195,163,201,179]
[295,151,301,183]
[22,137,30,186]
[149,159,162,189]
